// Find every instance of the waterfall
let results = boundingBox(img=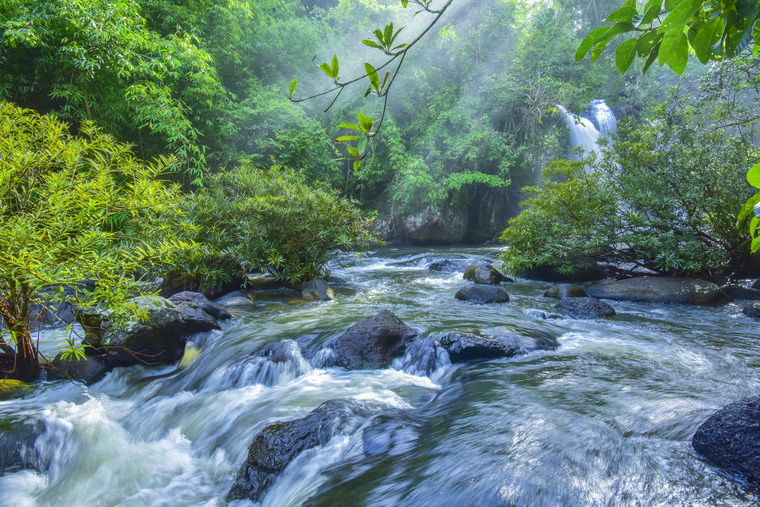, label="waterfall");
[557,99,616,160]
